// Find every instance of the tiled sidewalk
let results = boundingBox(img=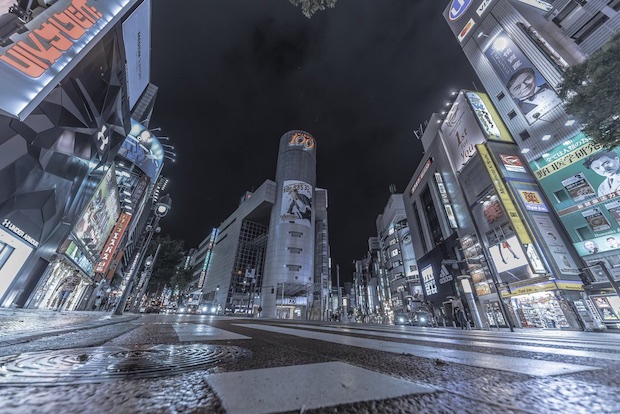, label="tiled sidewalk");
[0,308,139,345]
